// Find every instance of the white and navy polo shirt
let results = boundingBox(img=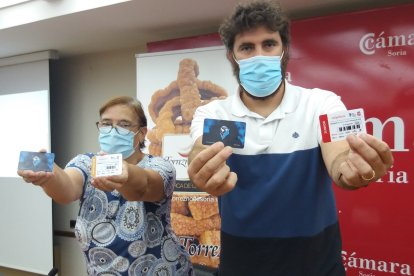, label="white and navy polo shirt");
[191,82,347,275]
